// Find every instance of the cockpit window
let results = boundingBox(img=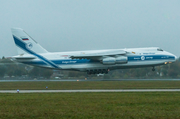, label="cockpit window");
[157,48,163,51]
